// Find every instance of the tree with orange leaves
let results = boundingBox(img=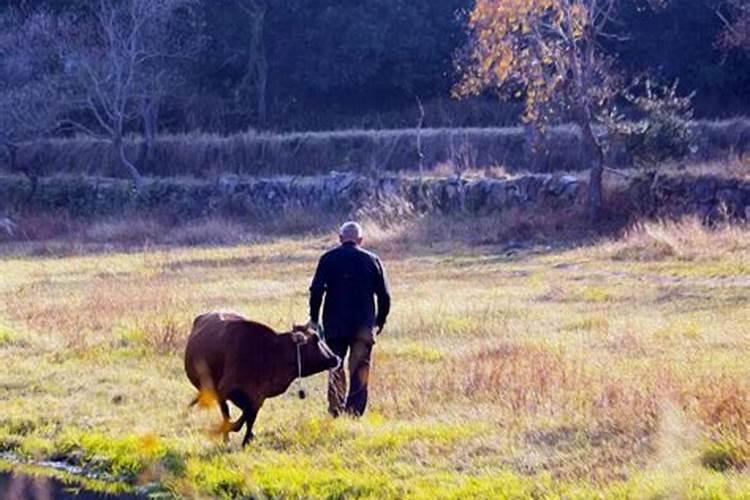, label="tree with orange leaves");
[456,0,621,218]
